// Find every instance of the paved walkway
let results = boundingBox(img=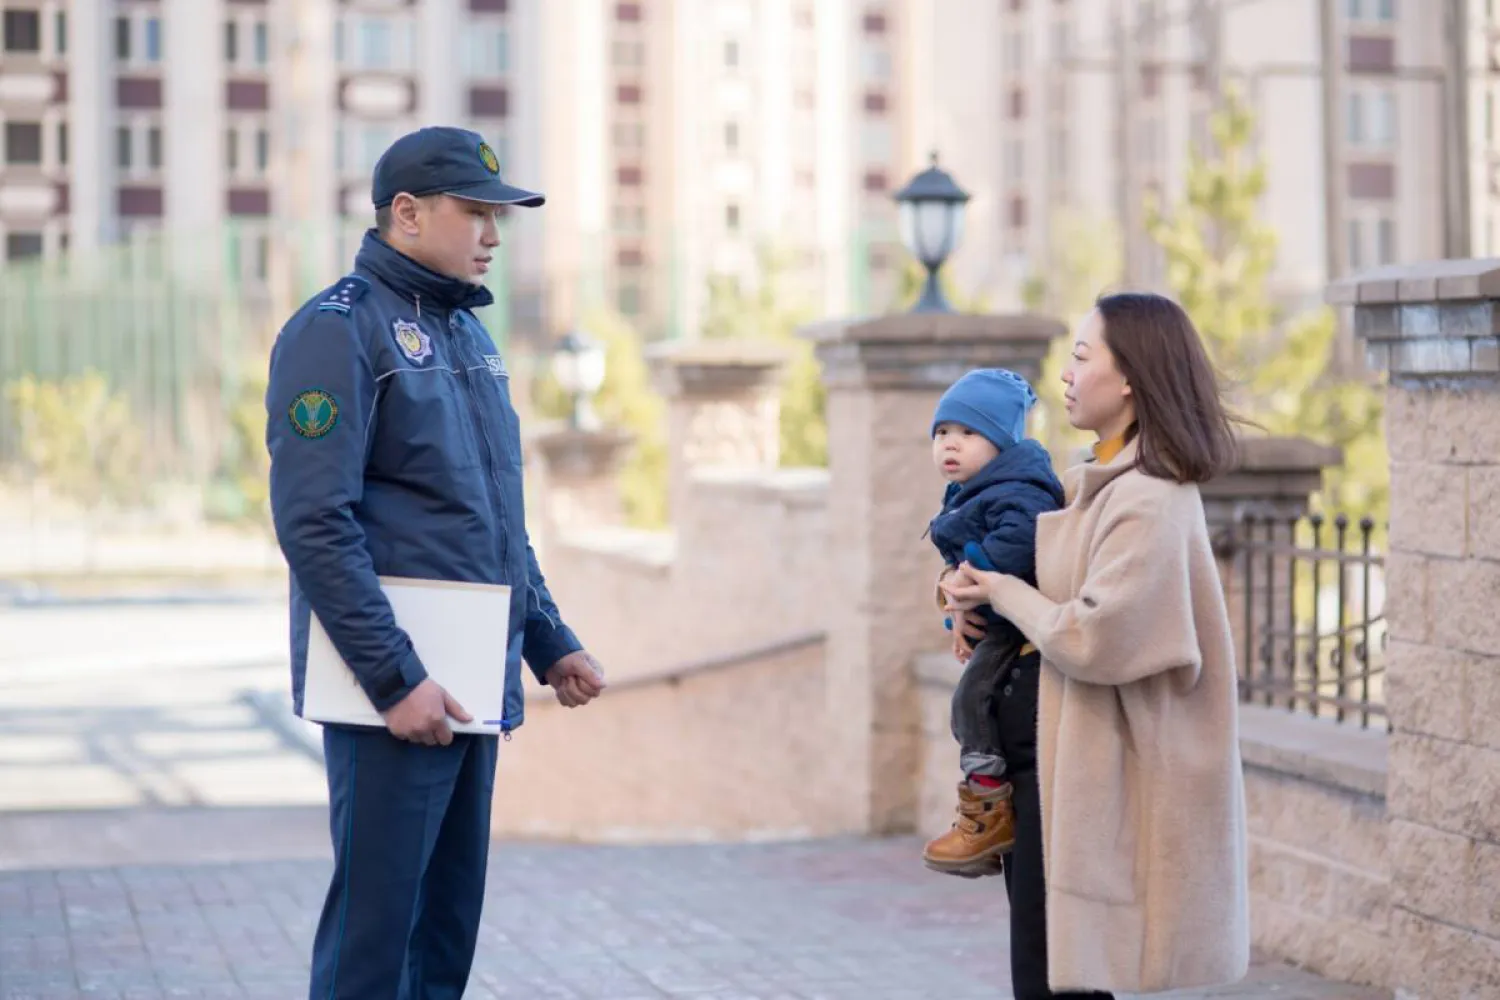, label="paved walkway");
[0,601,1389,999]
[0,810,1386,1000]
